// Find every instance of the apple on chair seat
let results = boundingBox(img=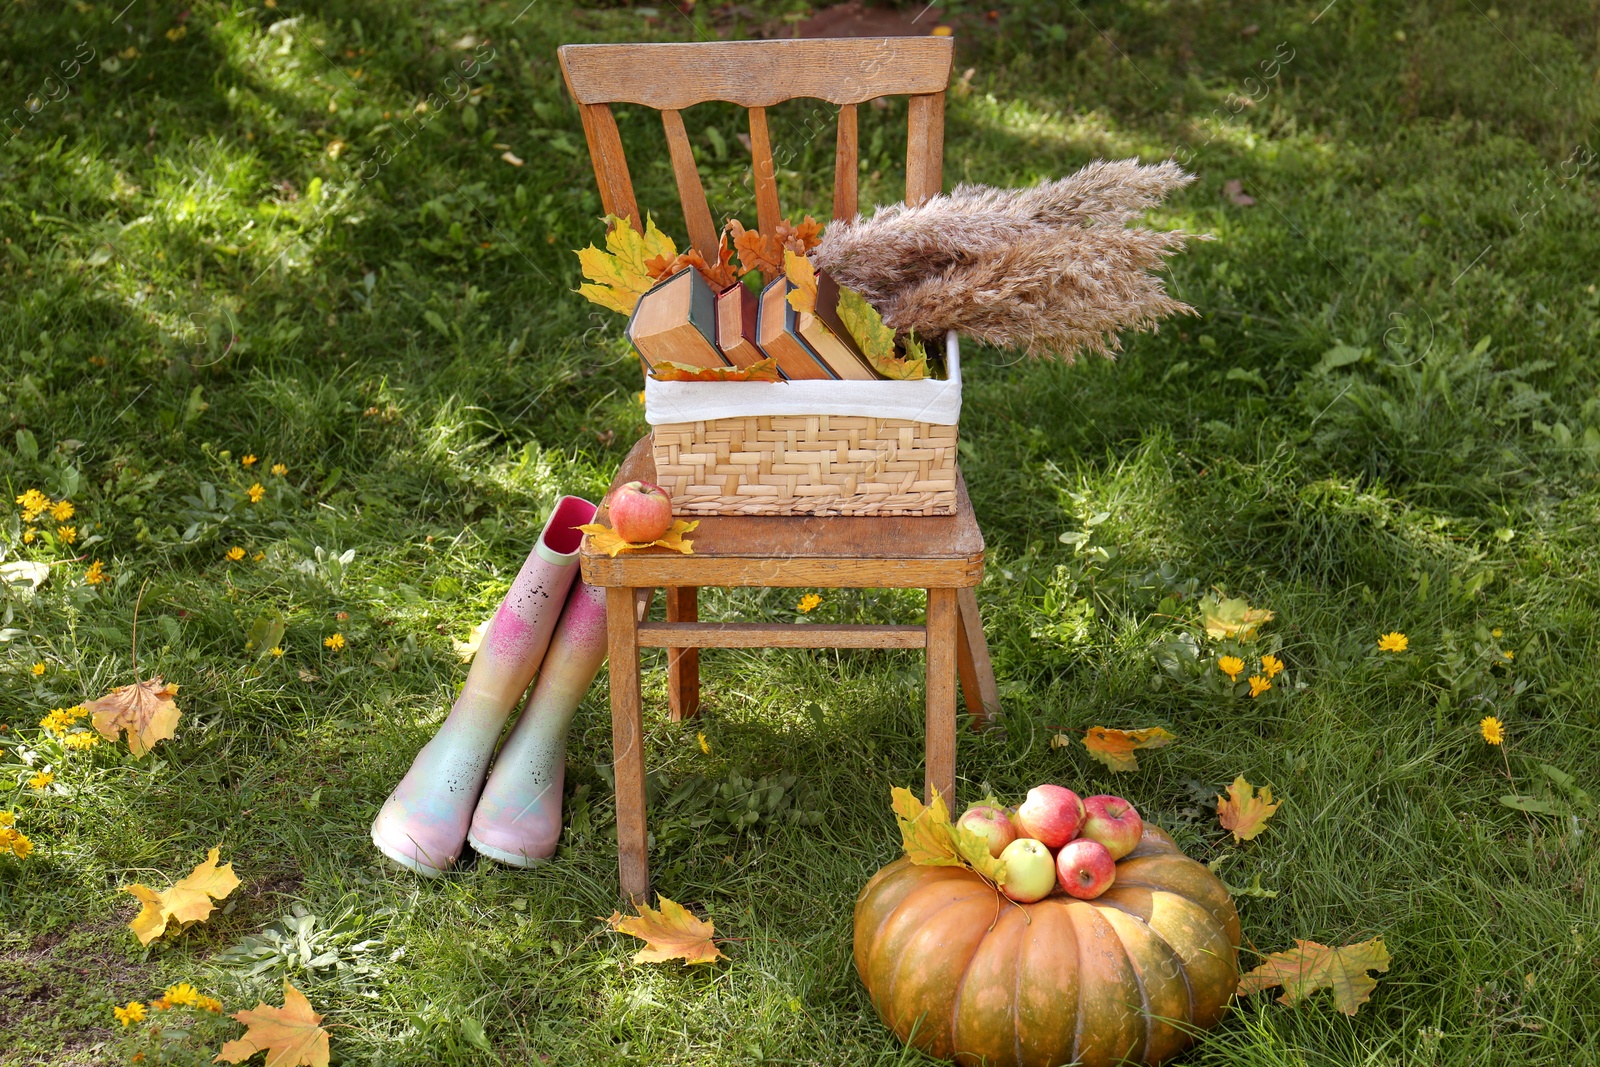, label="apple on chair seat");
[608,480,673,543]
